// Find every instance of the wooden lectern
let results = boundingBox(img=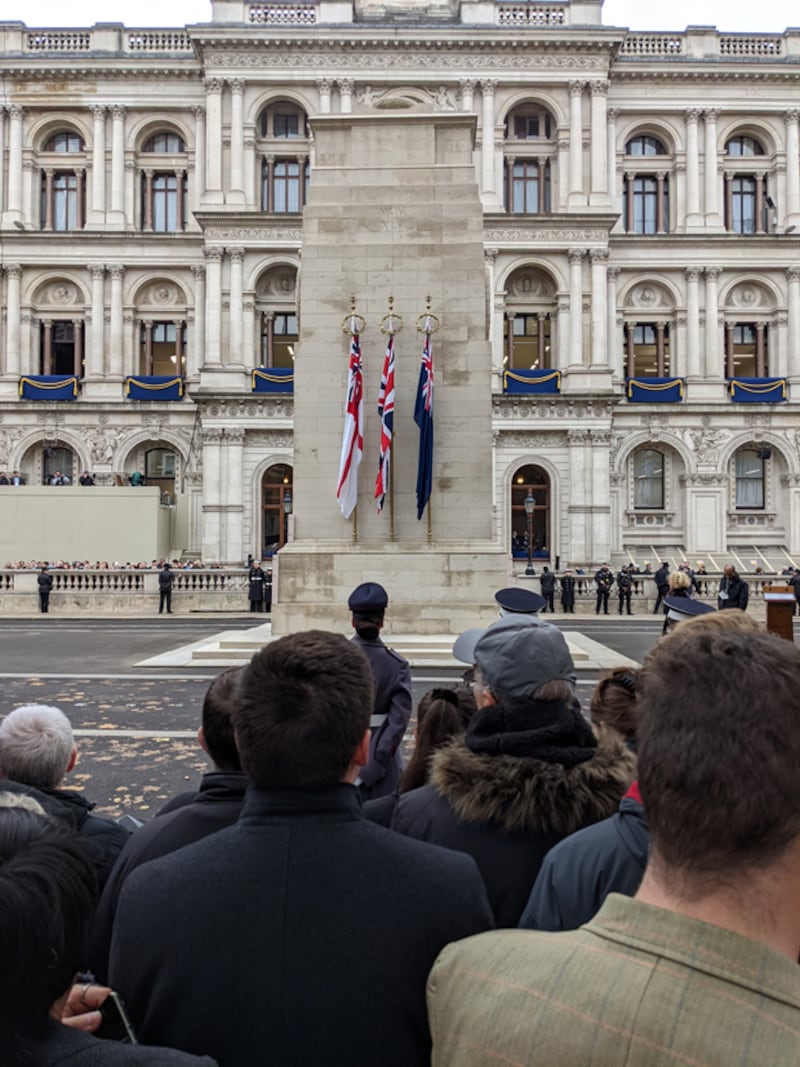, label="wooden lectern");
[763,586,796,642]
